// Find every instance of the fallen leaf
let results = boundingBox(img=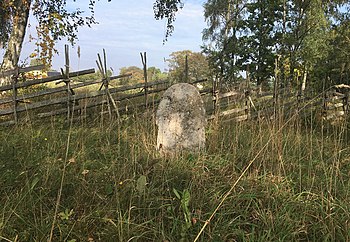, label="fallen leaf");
[81,169,89,175]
